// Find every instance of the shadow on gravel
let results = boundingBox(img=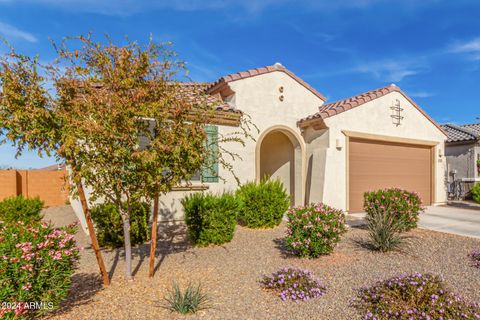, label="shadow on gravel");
[273,237,297,259]
[48,273,103,317]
